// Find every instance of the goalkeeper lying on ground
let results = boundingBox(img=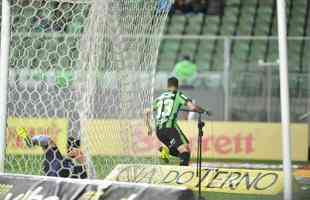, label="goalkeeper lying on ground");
[17,128,87,179]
